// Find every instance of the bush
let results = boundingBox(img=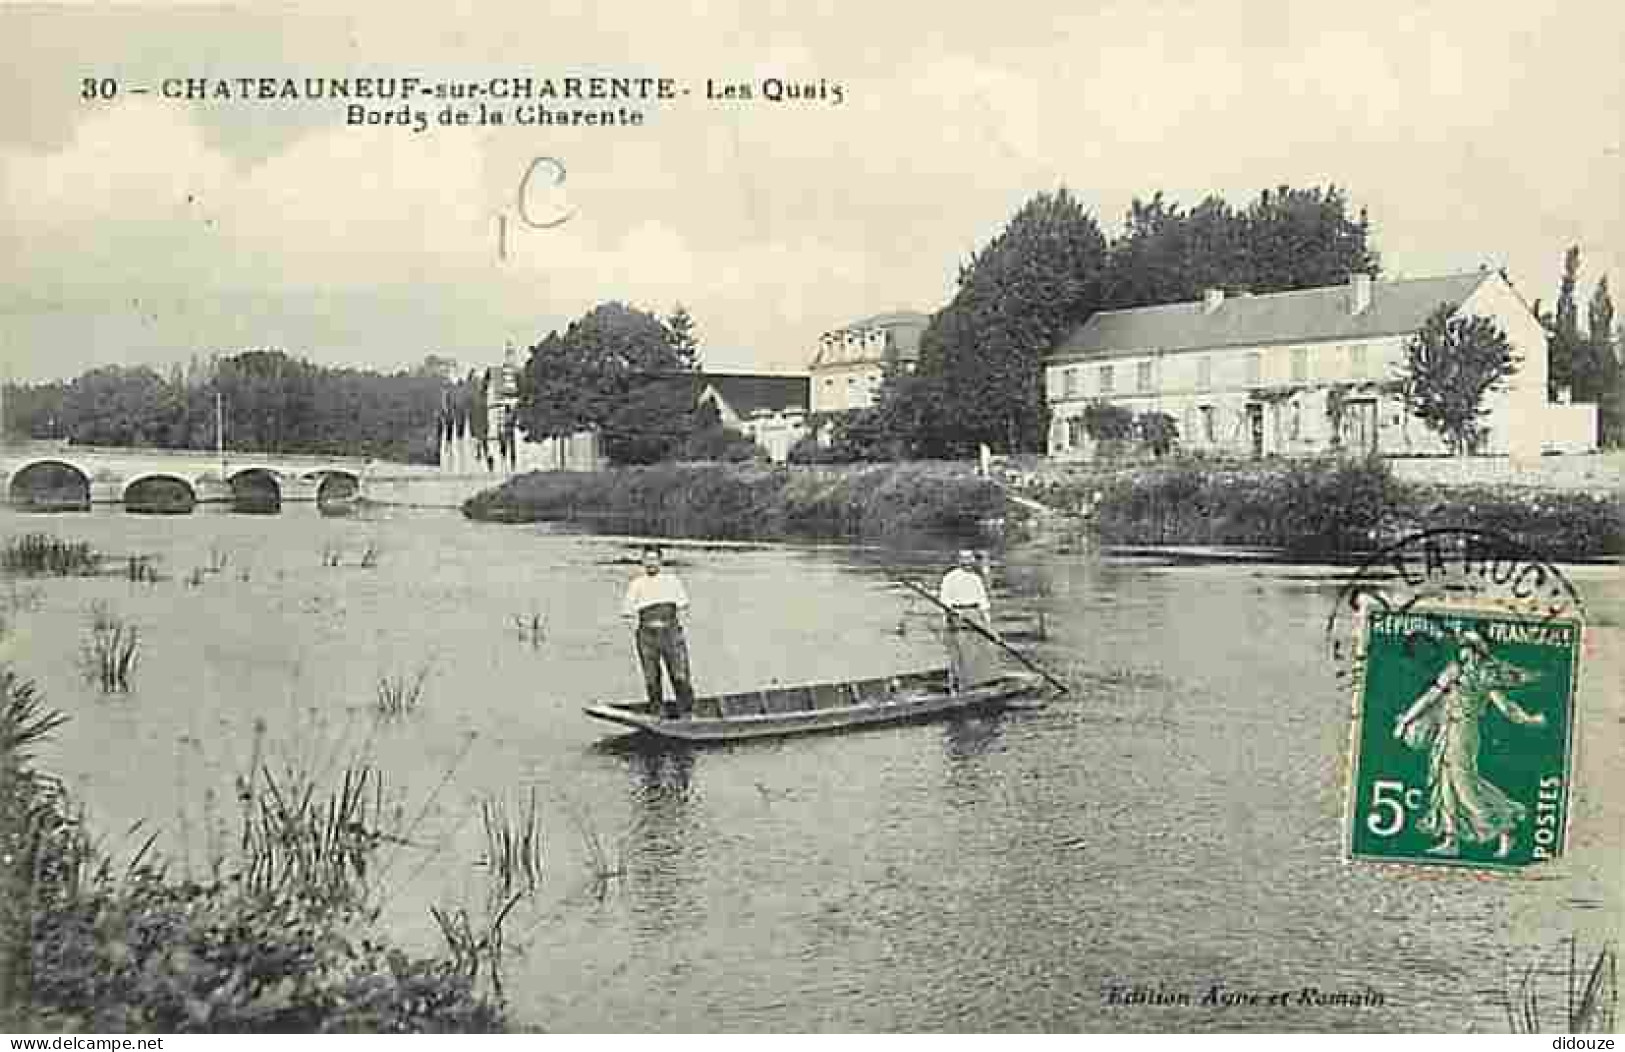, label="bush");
[673,425,768,463]
[464,461,1007,544]
[1089,455,1403,553]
